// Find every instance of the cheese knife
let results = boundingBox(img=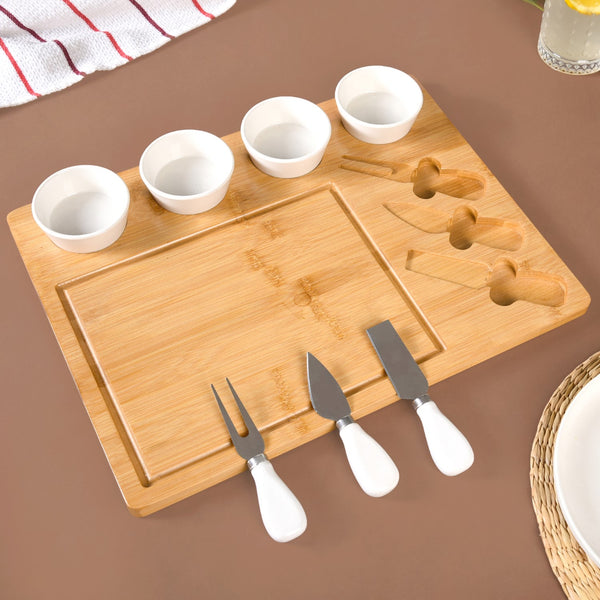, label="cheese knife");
[367,320,474,476]
[307,353,399,497]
